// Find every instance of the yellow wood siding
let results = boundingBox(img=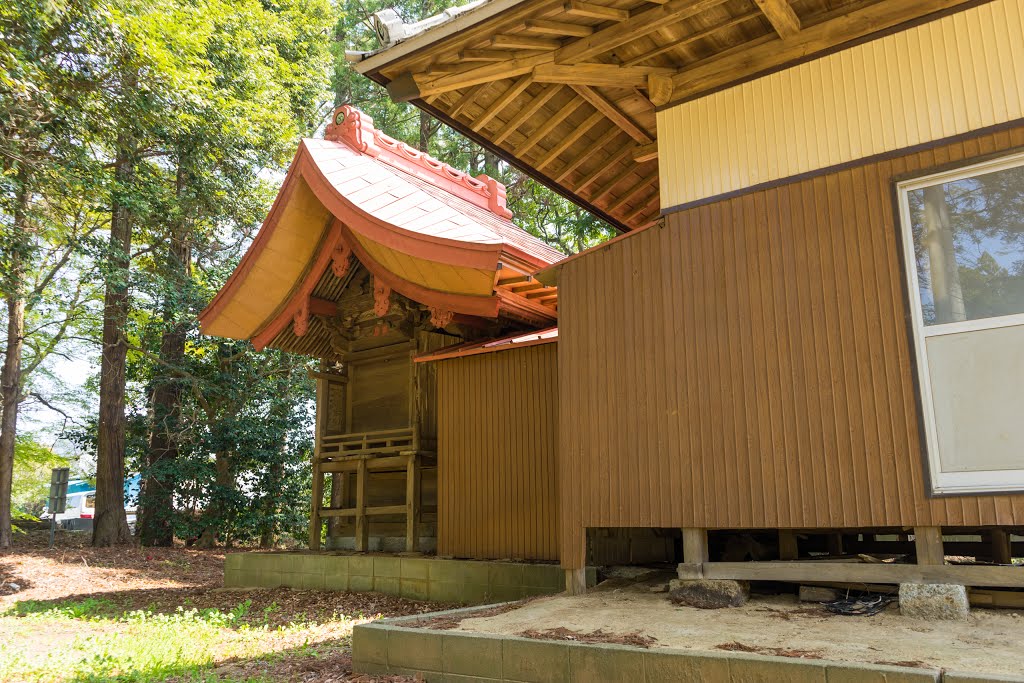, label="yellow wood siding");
[657,0,1024,208]
[436,344,559,561]
[558,126,1024,569]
